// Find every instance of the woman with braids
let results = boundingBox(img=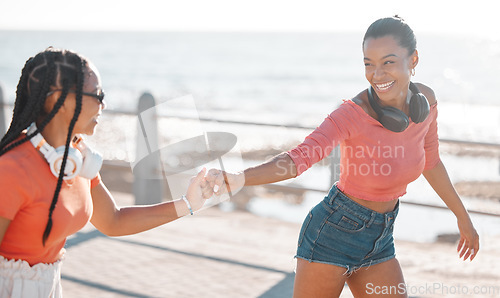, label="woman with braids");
[0,48,212,297]
[207,16,480,297]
